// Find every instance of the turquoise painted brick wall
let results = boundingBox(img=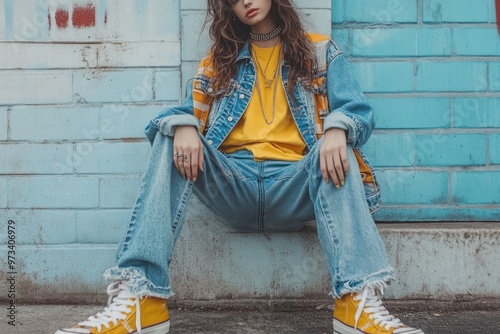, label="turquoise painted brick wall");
[0,0,181,259]
[332,0,500,221]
